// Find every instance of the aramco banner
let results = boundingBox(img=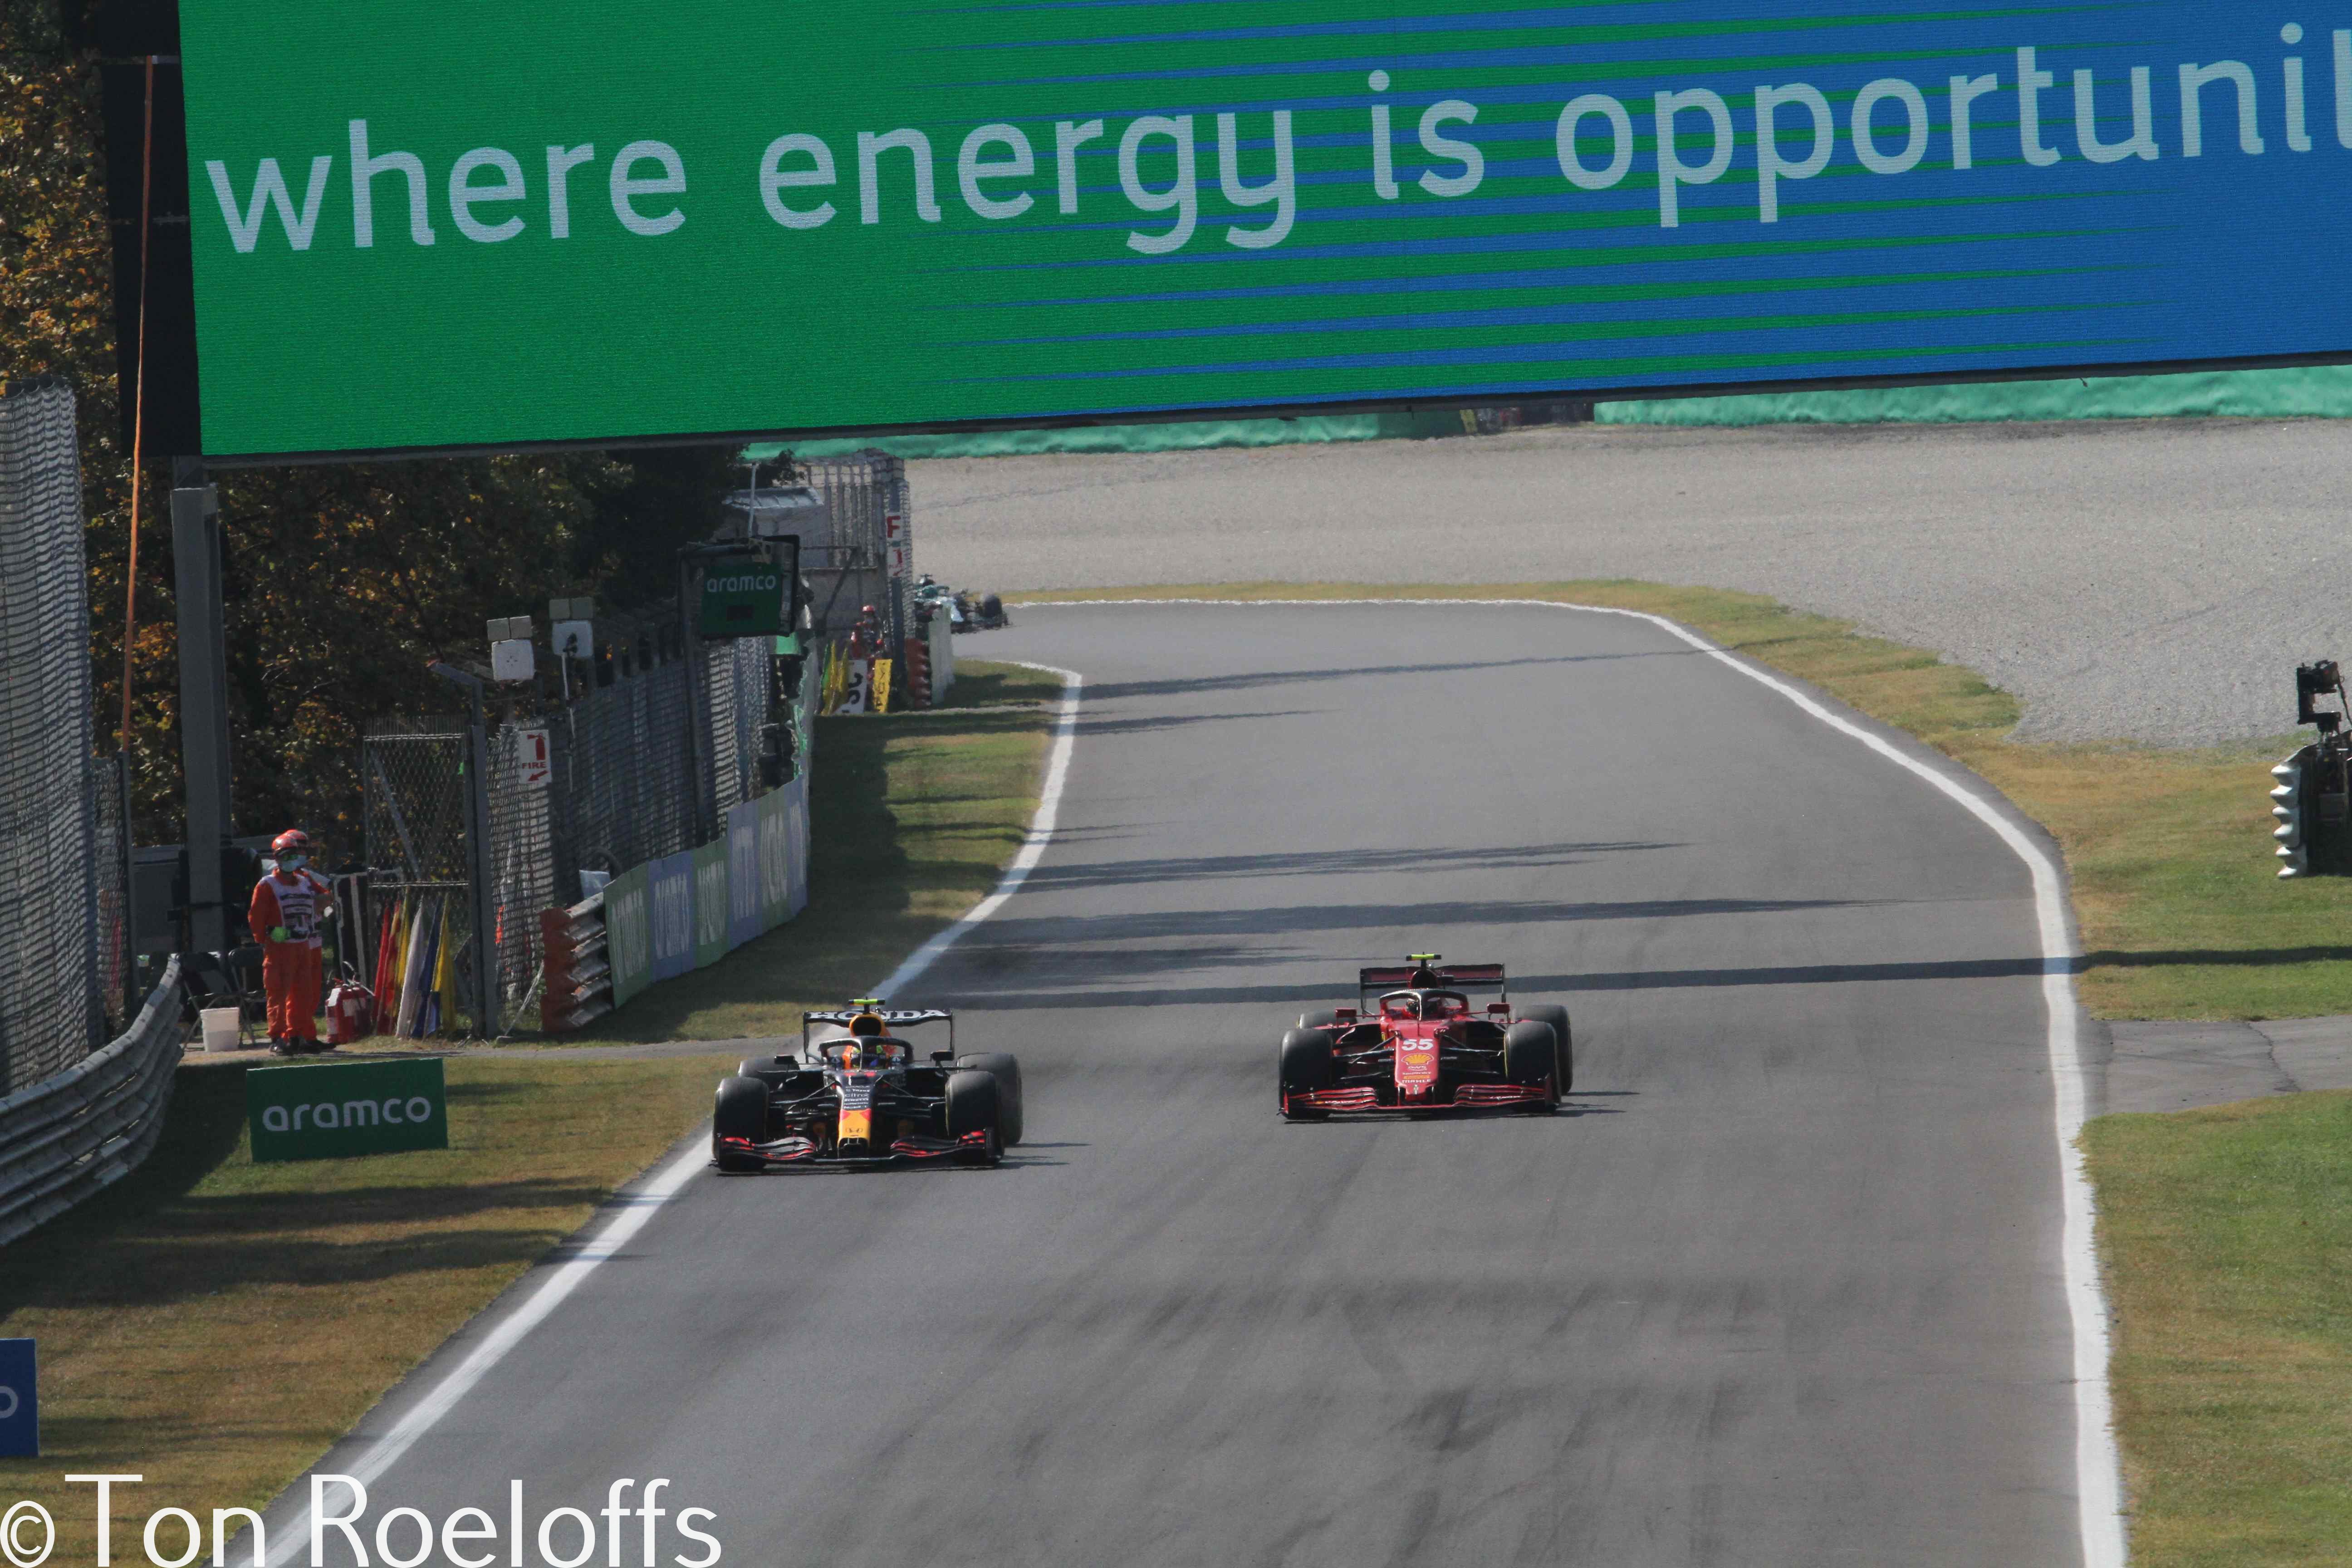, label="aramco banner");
[181,1,2352,457]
